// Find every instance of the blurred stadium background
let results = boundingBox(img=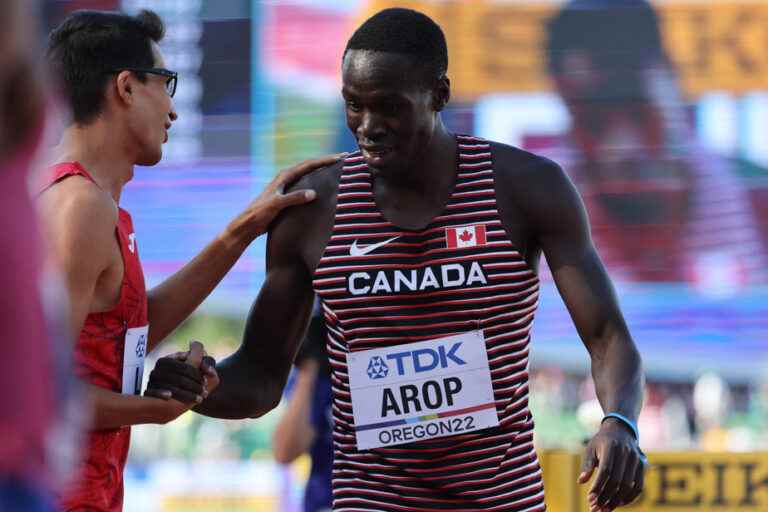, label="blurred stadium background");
[42,1,768,510]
